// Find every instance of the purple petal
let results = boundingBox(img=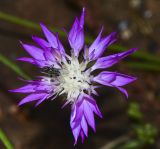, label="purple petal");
[17,57,35,64]
[93,71,137,87]
[35,95,49,106]
[80,130,85,143]
[72,125,81,145]
[91,48,138,71]
[73,103,83,123]
[88,30,117,60]
[111,73,137,86]
[75,94,97,131]
[32,36,50,49]
[88,28,103,58]
[55,33,66,56]
[43,48,56,62]
[116,87,128,98]
[33,59,48,68]
[82,94,102,118]
[18,93,48,106]
[9,84,36,93]
[93,71,116,85]
[81,116,88,137]
[35,83,53,92]
[87,100,102,118]
[70,108,81,144]
[80,8,85,27]
[40,23,58,48]
[70,104,78,125]
[83,100,96,132]
[40,23,65,56]
[17,57,49,68]
[68,9,85,57]
[21,42,45,60]
[70,93,101,144]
